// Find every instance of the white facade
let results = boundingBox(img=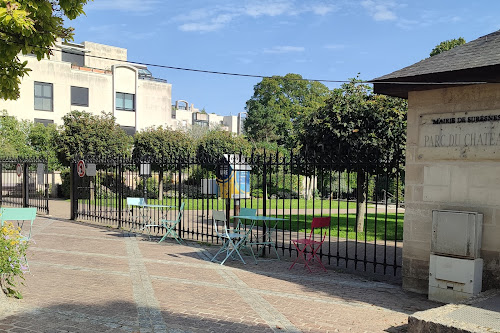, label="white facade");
[0,40,172,134]
[170,100,244,135]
